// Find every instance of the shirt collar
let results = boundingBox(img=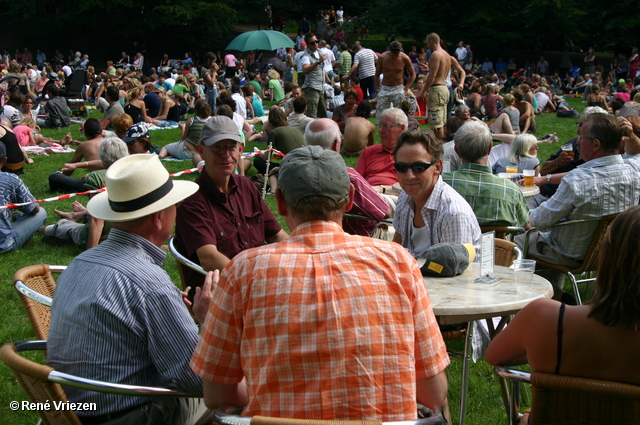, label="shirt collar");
[459,163,492,173]
[196,170,238,202]
[108,228,166,266]
[577,154,623,169]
